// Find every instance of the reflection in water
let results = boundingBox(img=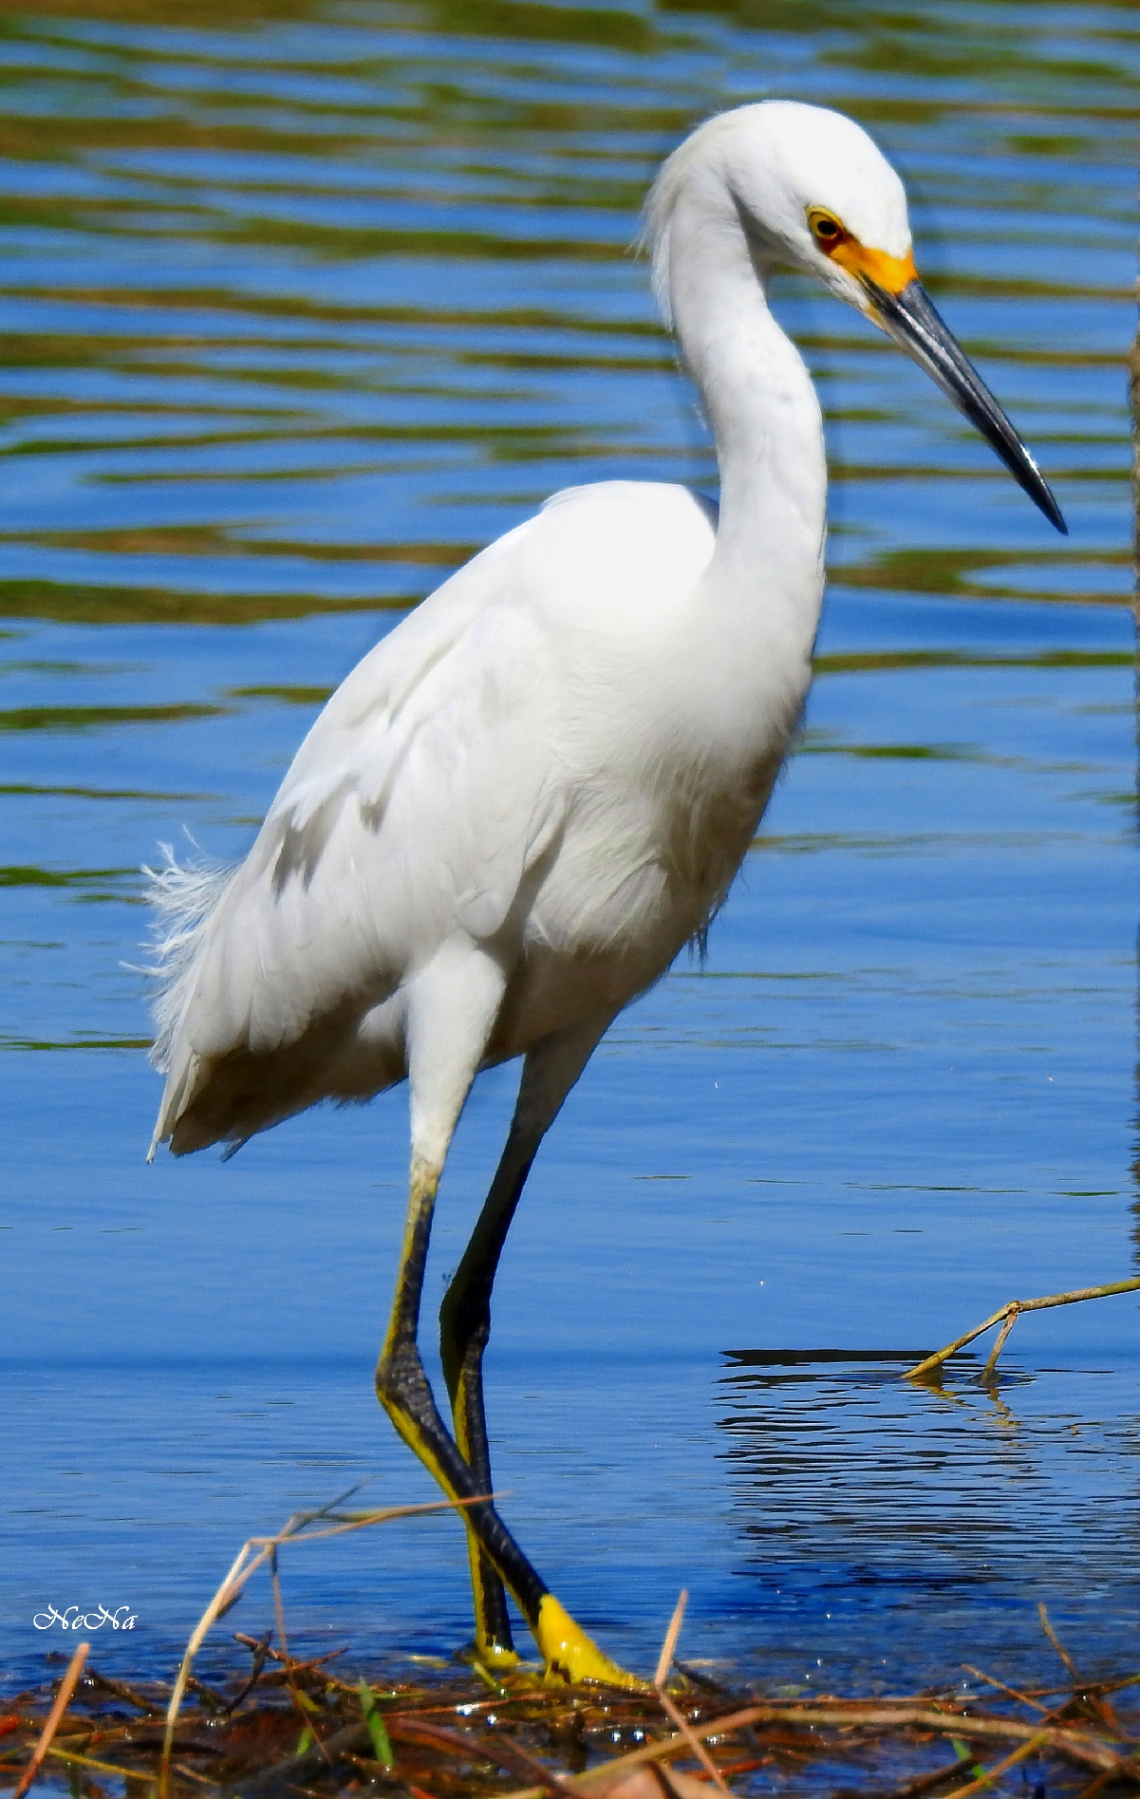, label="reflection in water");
[717,1350,1140,1688]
